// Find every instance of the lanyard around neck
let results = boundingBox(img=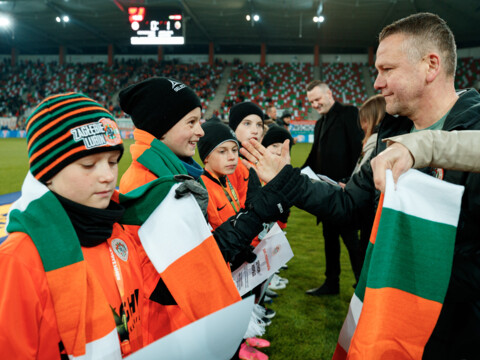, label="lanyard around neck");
[221,177,241,213]
[108,243,131,355]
